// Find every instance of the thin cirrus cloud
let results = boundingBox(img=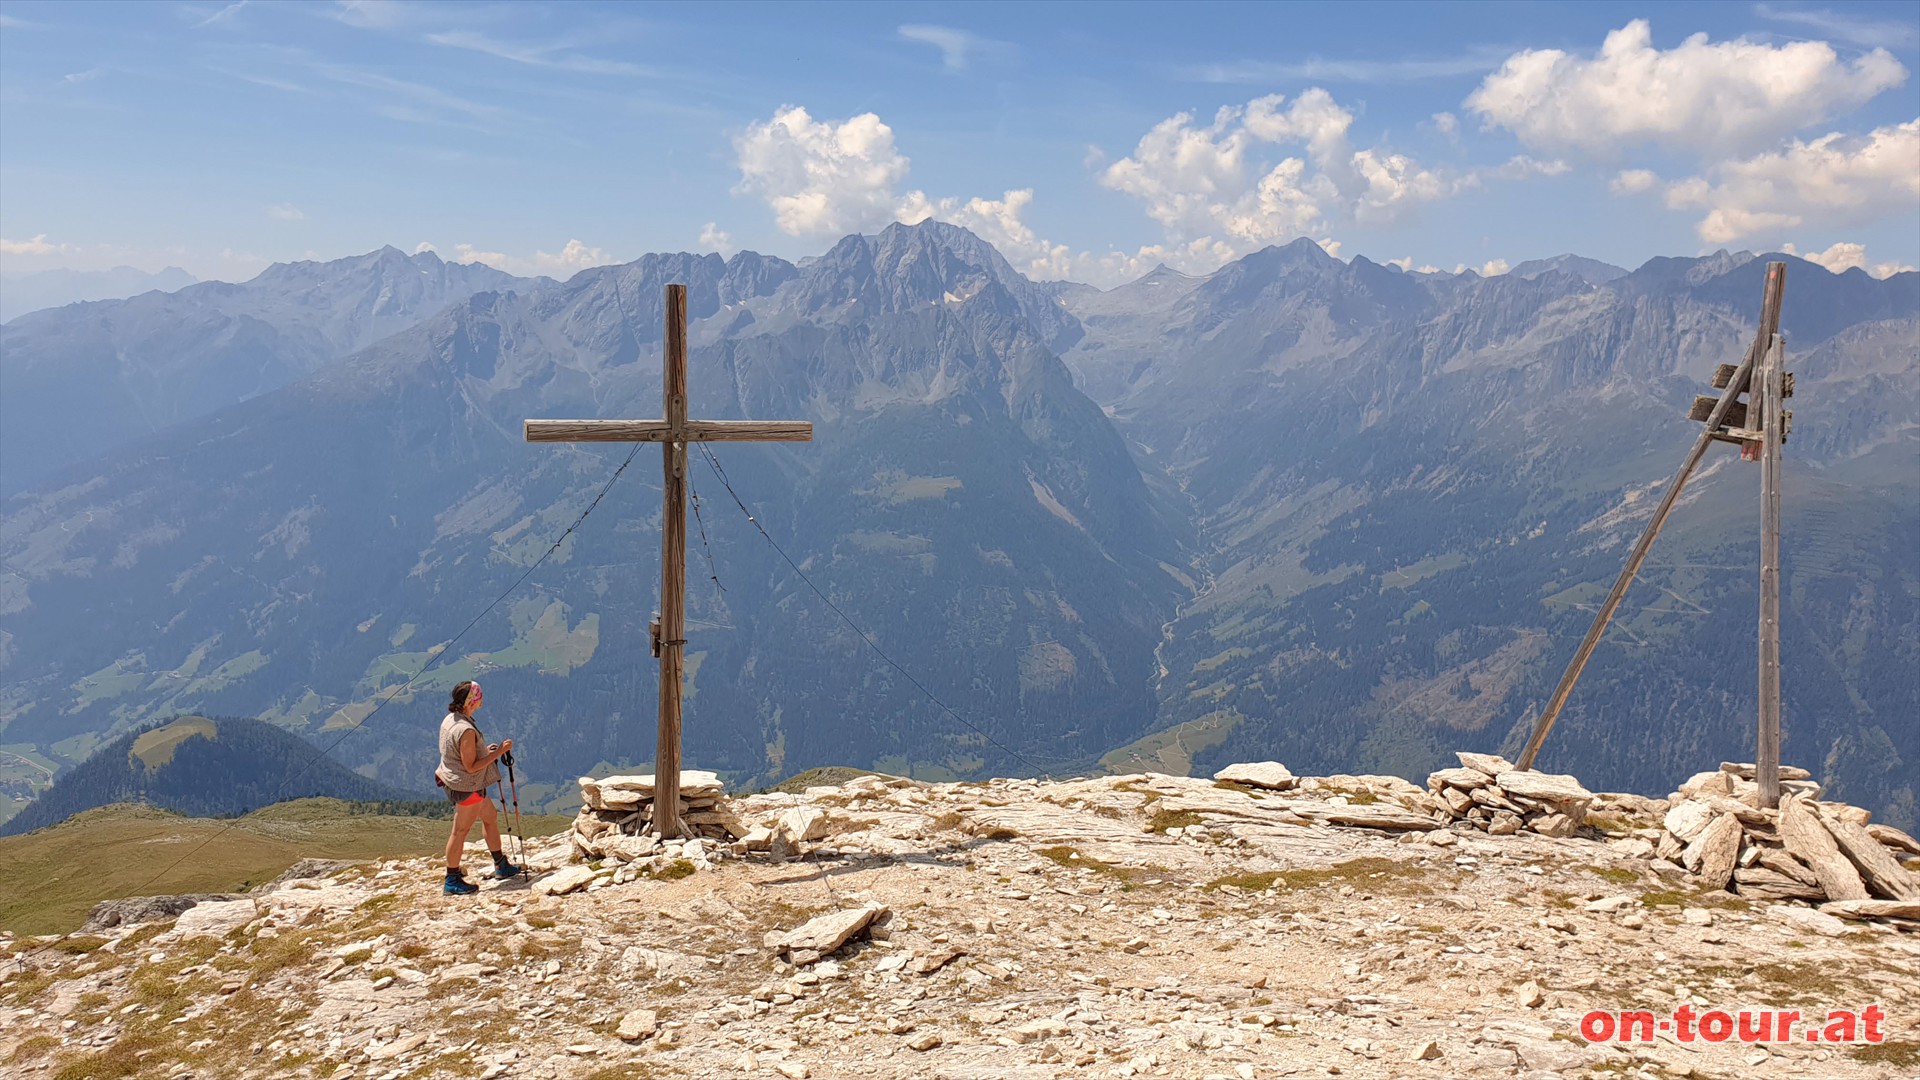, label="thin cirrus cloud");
[1179,48,1511,85]
[423,30,660,78]
[310,63,504,126]
[1754,3,1920,50]
[897,24,1011,71]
